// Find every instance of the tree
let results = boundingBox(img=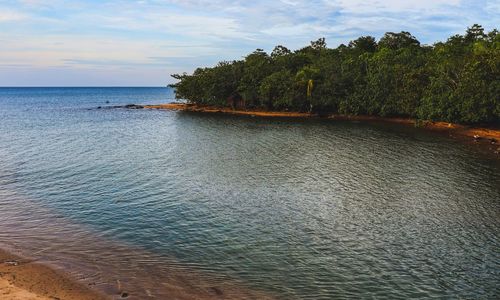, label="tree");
[379,31,420,50]
[271,45,291,58]
[296,66,320,112]
[465,24,486,43]
[170,25,499,125]
[259,70,295,109]
[238,49,272,107]
[349,36,377,53]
